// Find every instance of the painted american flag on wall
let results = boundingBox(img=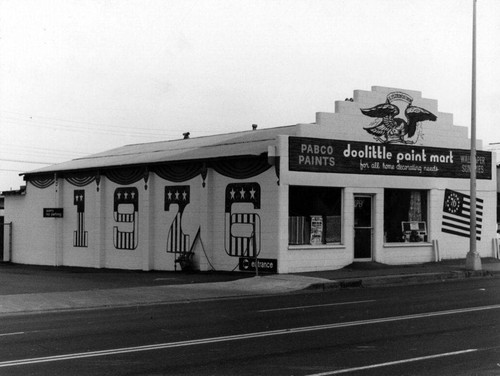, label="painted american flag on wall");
[442,189,483,241]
